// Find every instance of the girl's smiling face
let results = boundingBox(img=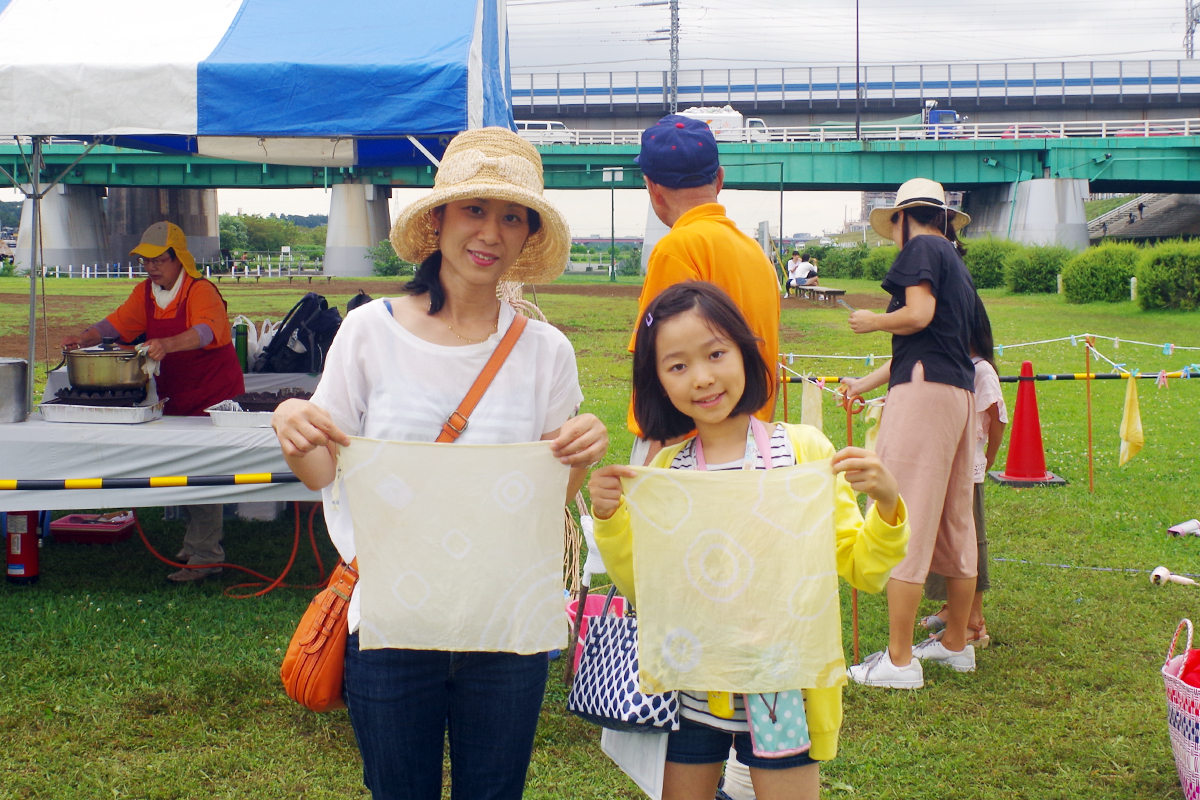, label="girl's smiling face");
[432,198,531,286]
[654,309,746,427]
